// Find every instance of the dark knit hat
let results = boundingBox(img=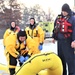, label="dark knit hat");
[17,29,27,38]
[62,3,71,13]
